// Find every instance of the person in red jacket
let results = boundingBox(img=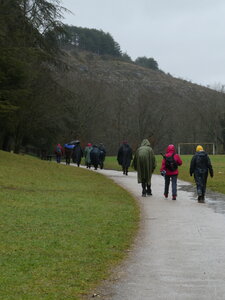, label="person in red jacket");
[160,144,182,200]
